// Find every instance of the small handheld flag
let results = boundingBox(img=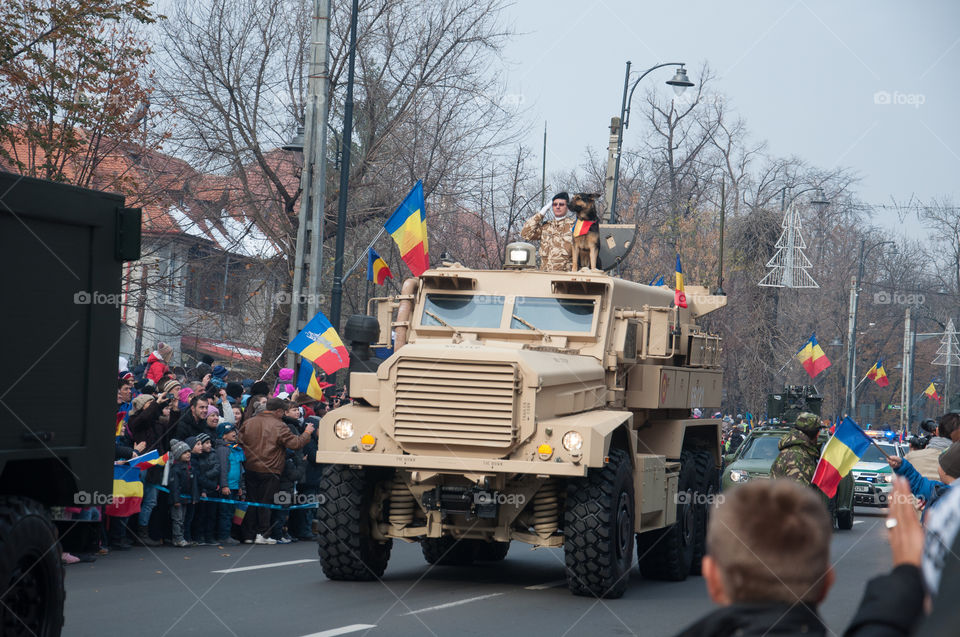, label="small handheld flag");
[796,333,831,378]
[812,417,873,497]
[924,382,941,403]
[297,358,332,401]
[384,181,429,276]
[674,254,687,308]
[367,248,393,285]
[105,463,144,517]
[232,502,248,526]
[573,219,595,236]
[288,311,350,376]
